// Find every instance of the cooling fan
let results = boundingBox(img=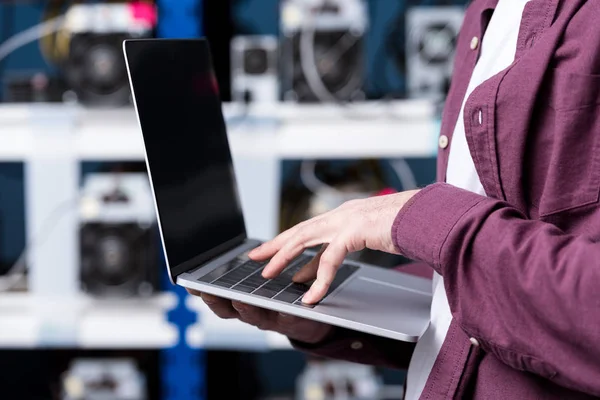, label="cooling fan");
[406,7,464,100]
[280,0,368,103]
[79,173,159,298]
[64,32,131,106]
[80,222,156,297]
[29,1,157,106]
